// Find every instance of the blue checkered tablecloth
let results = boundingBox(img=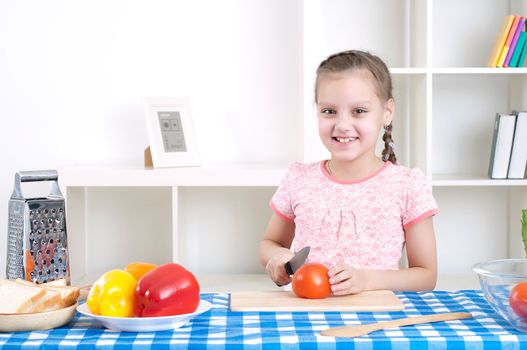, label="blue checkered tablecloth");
[1,290,527,349]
